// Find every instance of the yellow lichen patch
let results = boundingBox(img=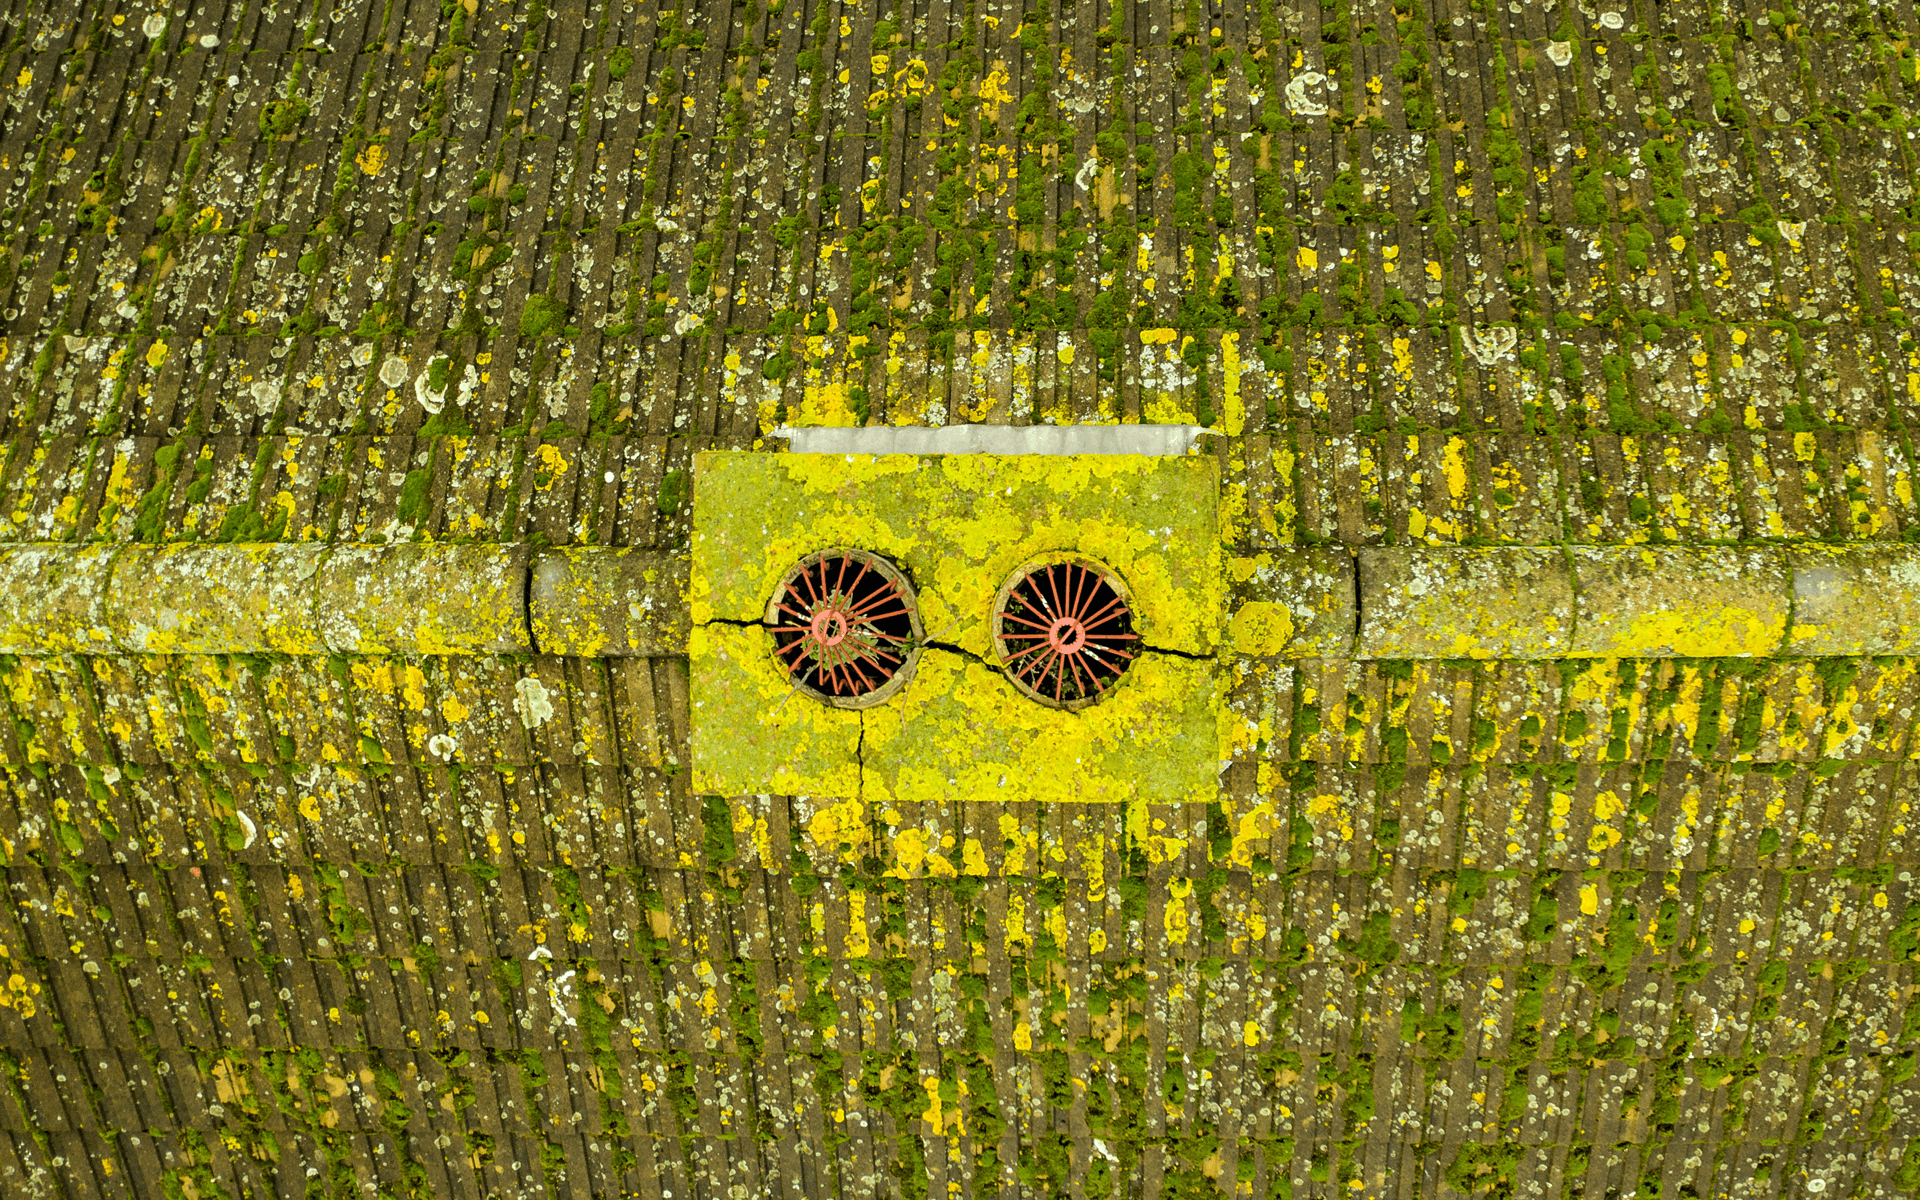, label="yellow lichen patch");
[532,443,570,490]
[0,971,40,1019]
[1608,606,1782,658]
[885,825,929,876]
[998,812,1037,873]
[860,648,1220,807]
[401,664,430,713]
[1570,546,1788,658]
[693,452,1222,657]
[1142,387,1198,425]
[804,795,870,863]
[794,378,860,427]
[94,449,138,538]
[689,622,862,797]
[976,61,1015,123]
[1588,788,1625,854]
[844,890,870,956]
[1218,795,1280,869]
[1217,332,1244,436]
[1228,601,1295,656]
[1164,877,1192,944]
